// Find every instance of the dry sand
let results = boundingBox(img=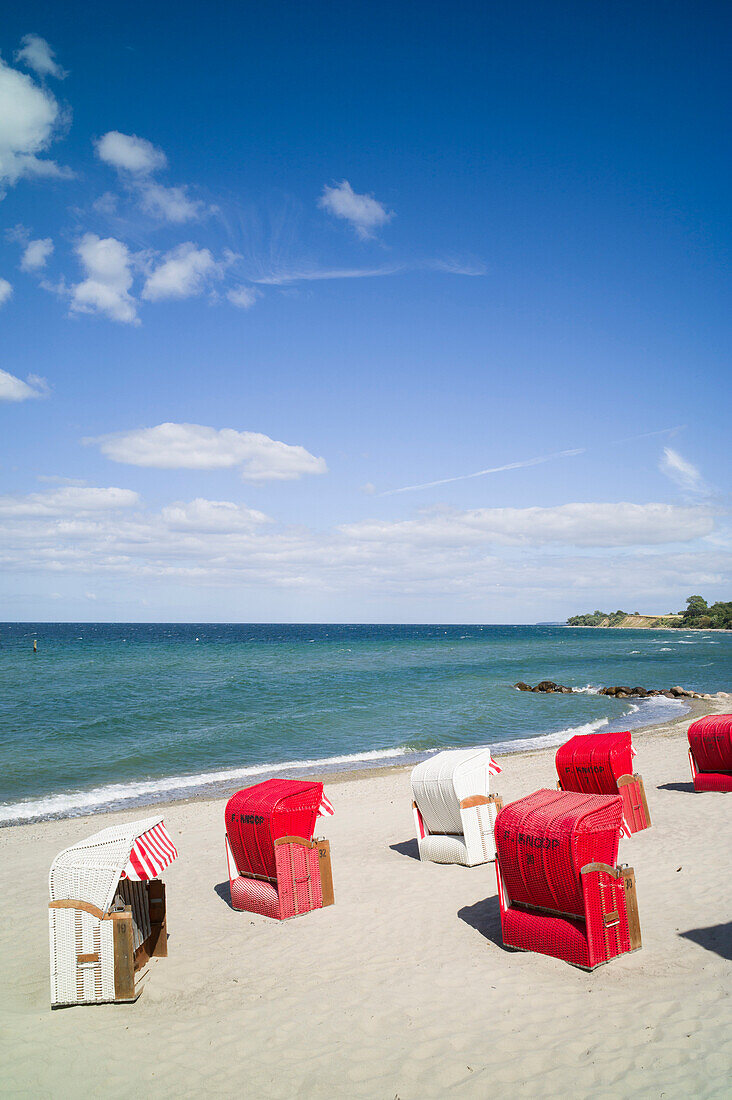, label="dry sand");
[1,702,731,1099]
